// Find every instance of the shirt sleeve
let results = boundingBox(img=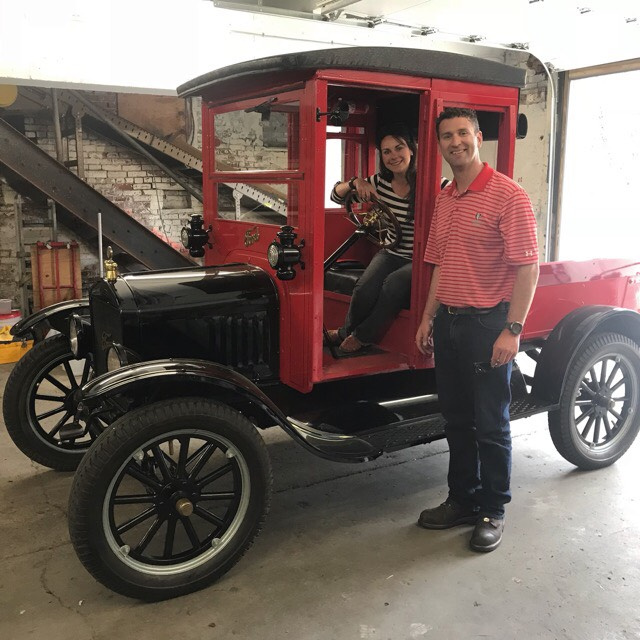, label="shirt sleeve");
[330,181,344,205]
[499,188,539,265]
[330,174,376,204]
